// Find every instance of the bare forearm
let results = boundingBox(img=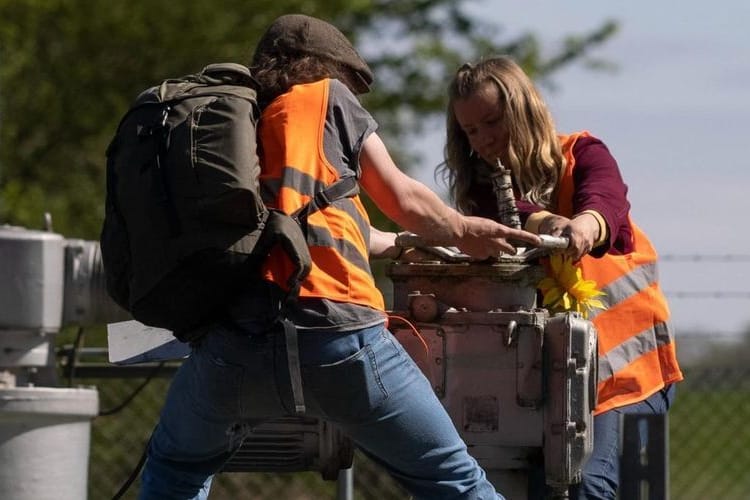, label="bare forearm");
[367,174,540,257]
[359,132,540,258]
[377,180,466,245]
